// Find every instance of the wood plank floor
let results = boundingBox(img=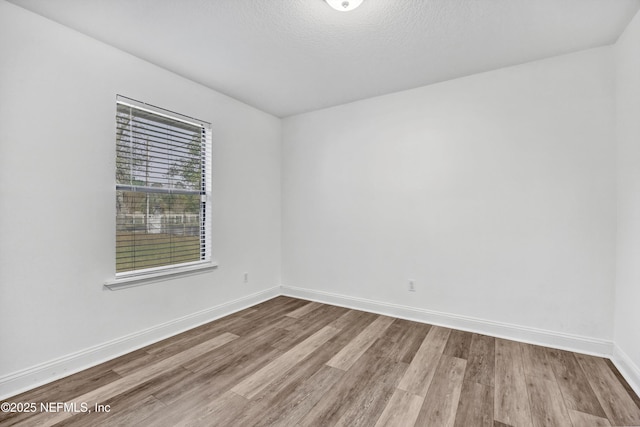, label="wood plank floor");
[2,296,639,427]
